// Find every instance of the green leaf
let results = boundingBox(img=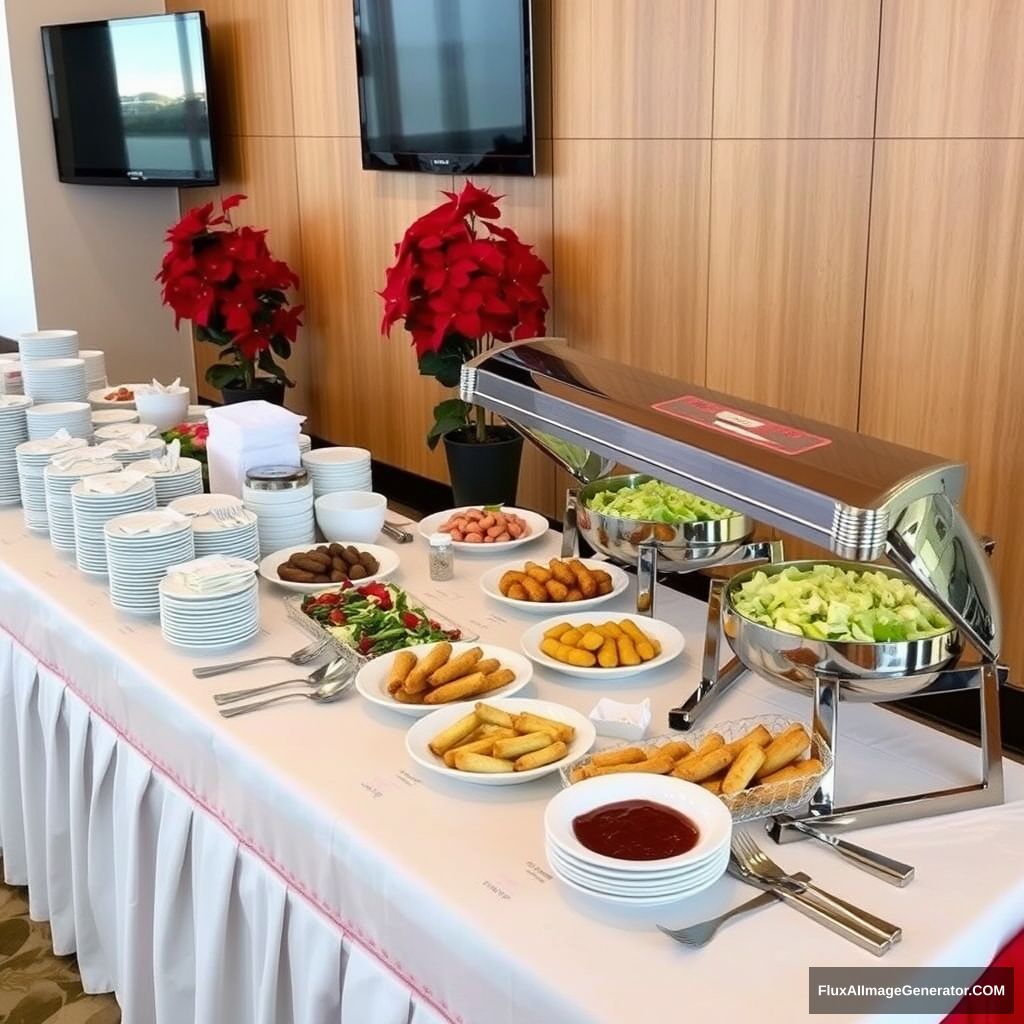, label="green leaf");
[270,335,292,360]
[206,362,243,389]
[426,417,469,450]
[432,398,470,421]
[417,351,464,388]
[201,326,232,345]
[257,349,295,388]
